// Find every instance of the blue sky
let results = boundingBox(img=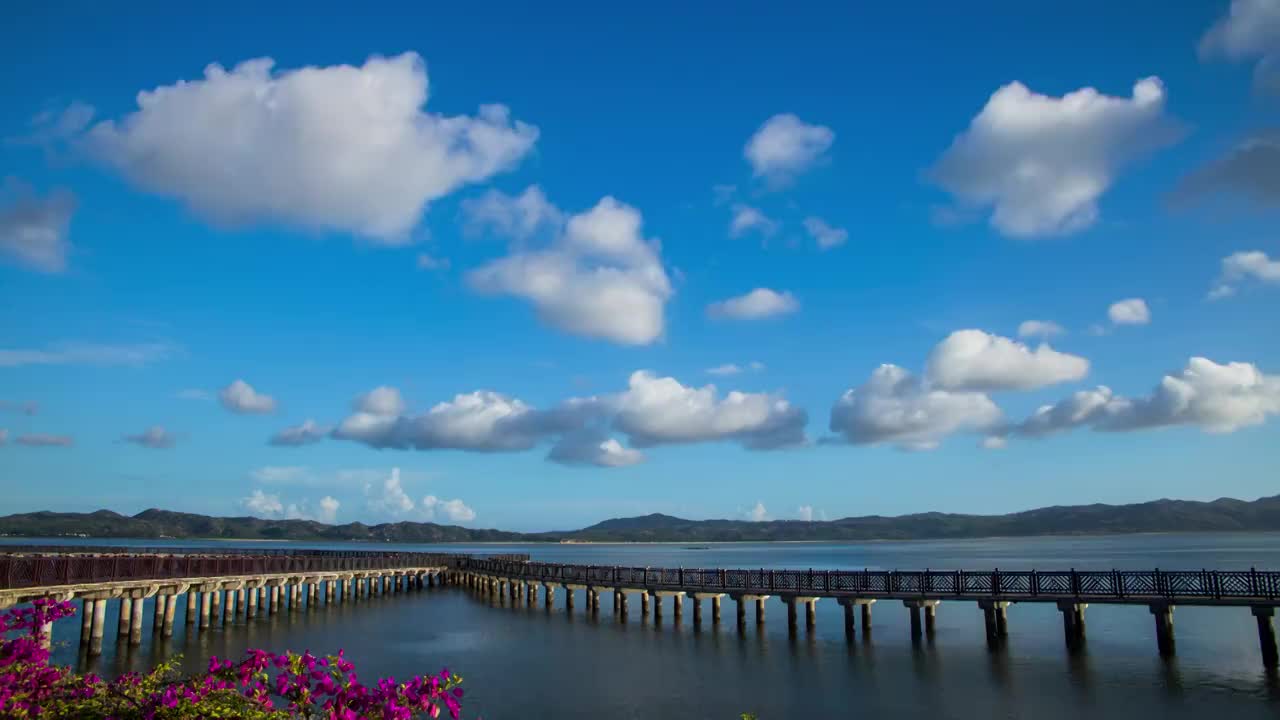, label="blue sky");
[1,1,1278,531]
